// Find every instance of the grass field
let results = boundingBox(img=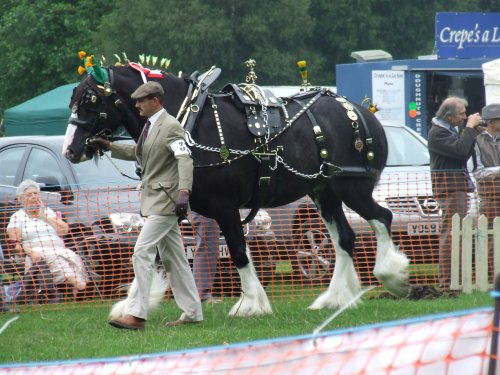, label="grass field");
[0,289,492,365]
